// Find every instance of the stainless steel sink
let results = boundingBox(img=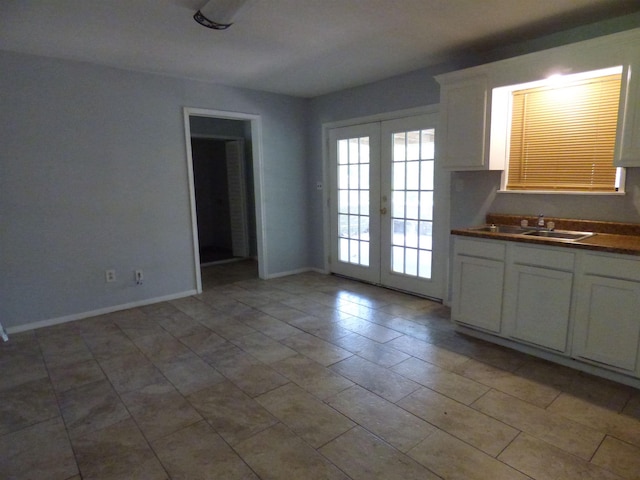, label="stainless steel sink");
[522,230,595,241]
[469,224,596,242]
[470,225,532,234]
